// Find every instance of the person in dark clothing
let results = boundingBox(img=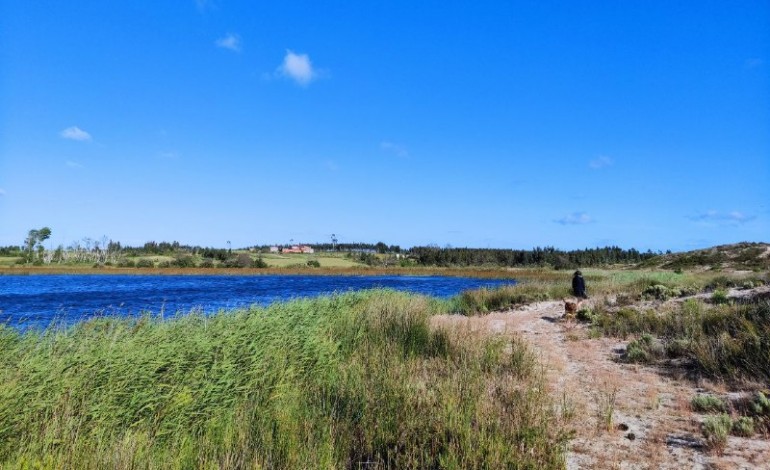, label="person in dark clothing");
[572,270,588,299]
